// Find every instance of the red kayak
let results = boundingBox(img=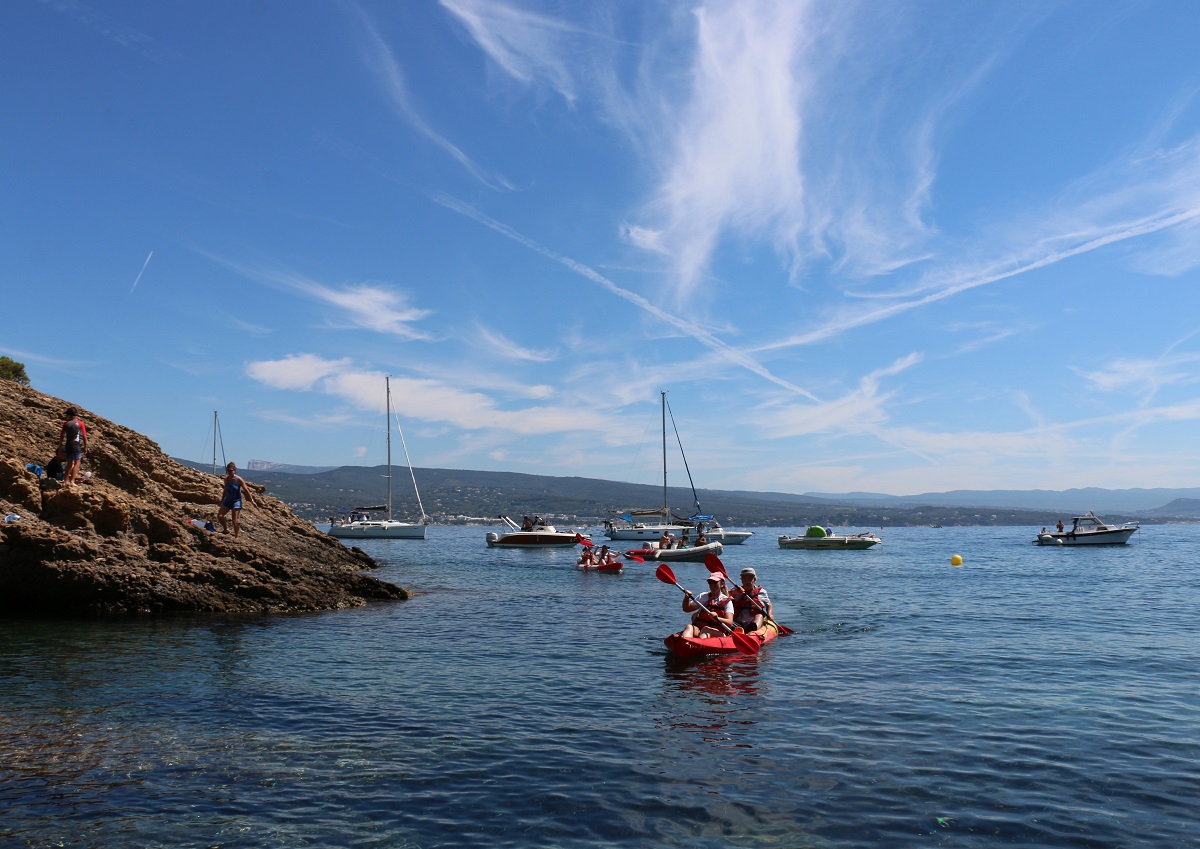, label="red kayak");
[663,622,779,659]
[577,557,623,572]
